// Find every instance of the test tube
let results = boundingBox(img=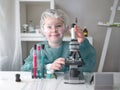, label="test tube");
[37,45,41,78]
[41,44,45,78]
[32,44,37,78]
